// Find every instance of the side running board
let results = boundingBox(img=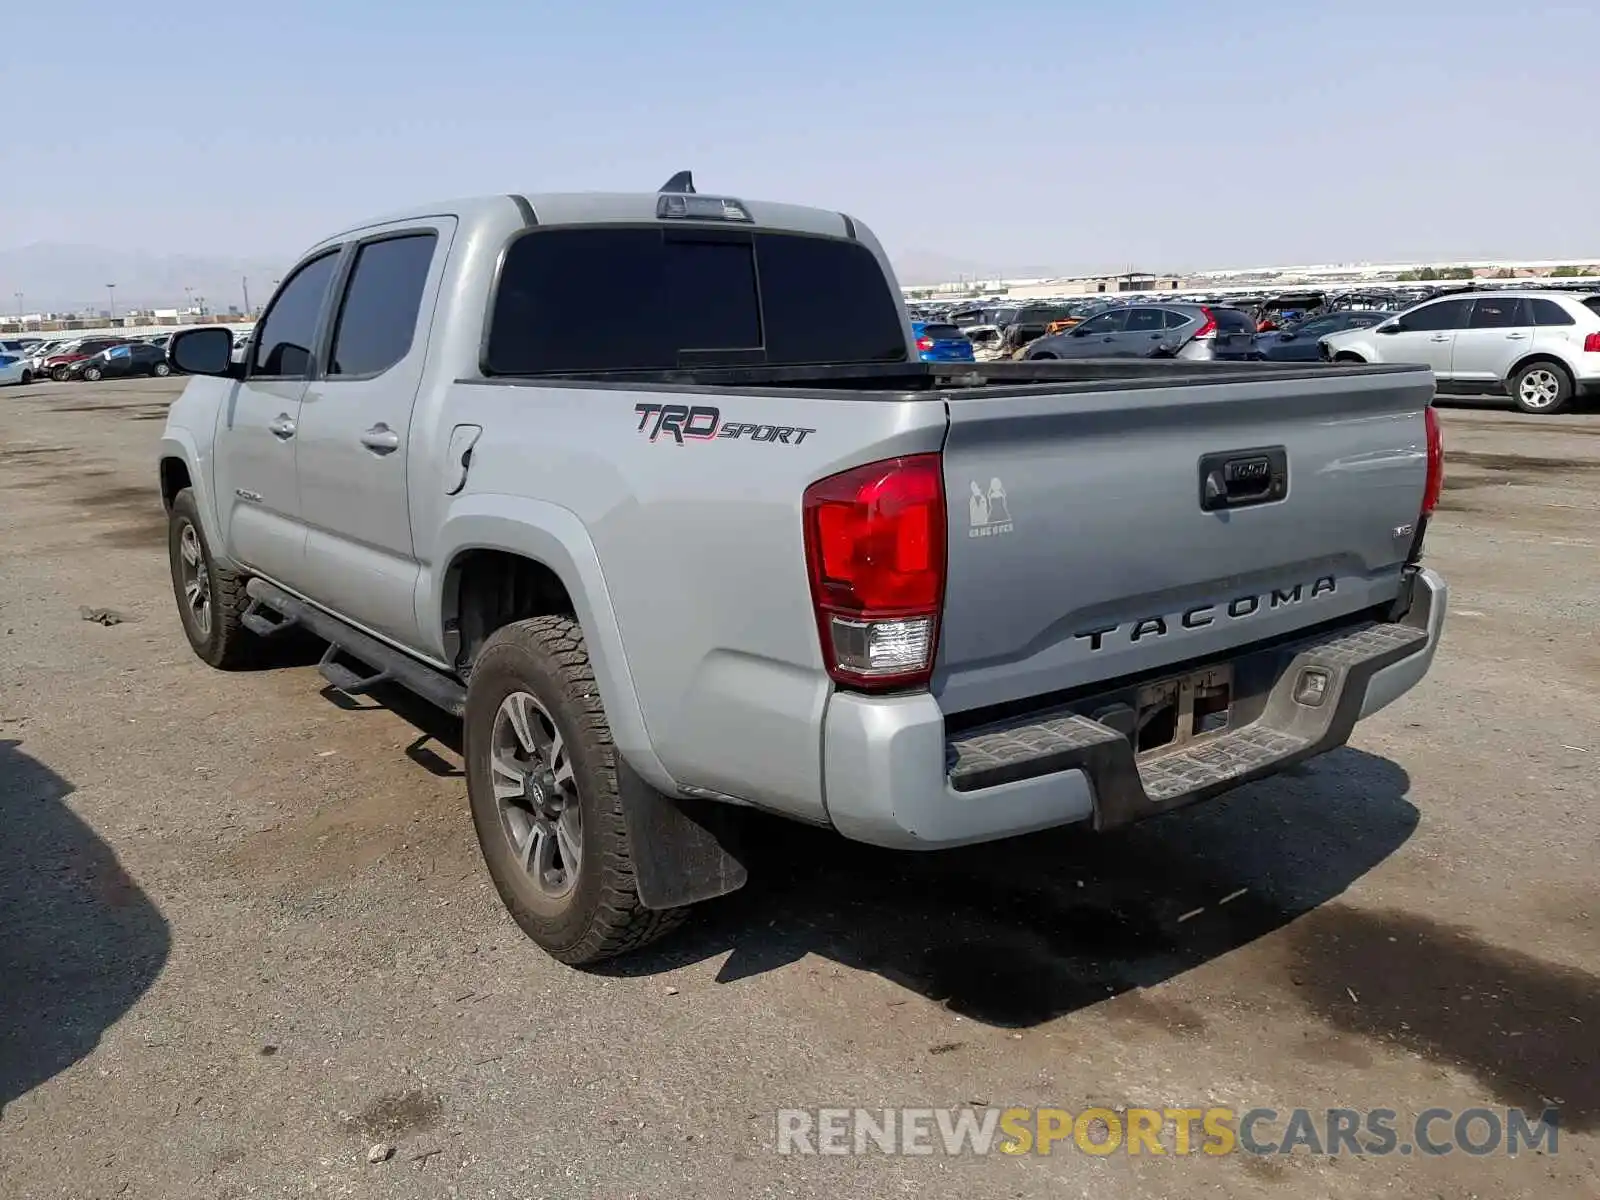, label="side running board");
[243,578,467,717]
